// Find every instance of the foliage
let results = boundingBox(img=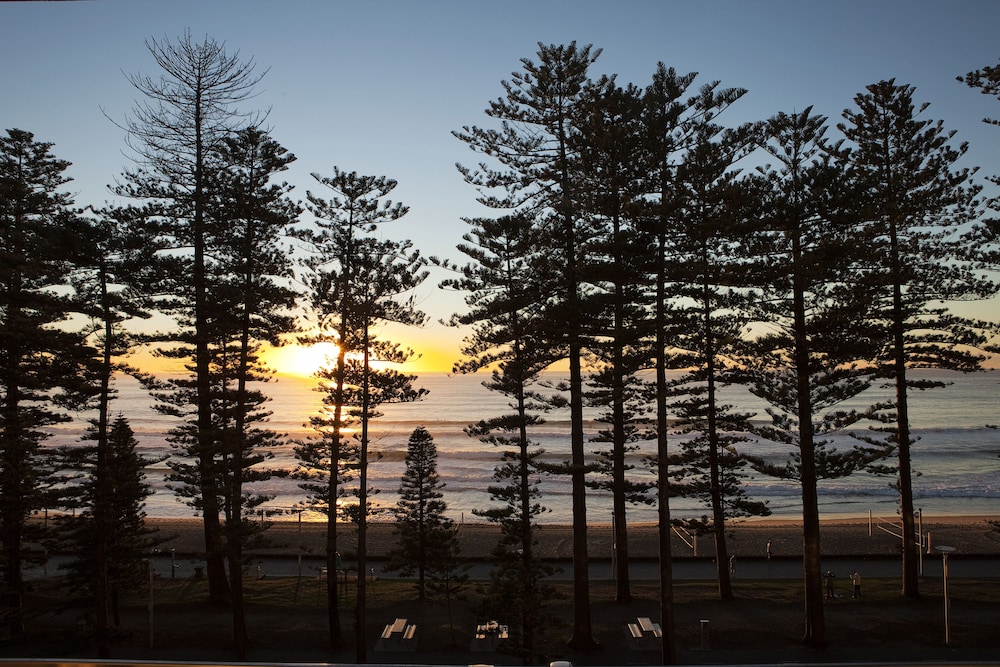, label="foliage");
[839,80,990,597]
[454,41,609,650]
[51,417,160,620]
[0,128,94,634]
[737,107,887,645]
[114,30,269,607]
[386,426,457,600]
[291,166,428,660]
[441,206,559,660]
